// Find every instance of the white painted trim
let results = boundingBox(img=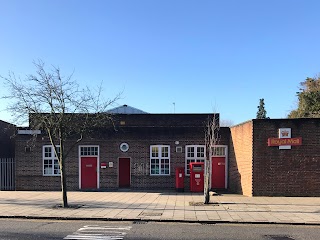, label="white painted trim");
[18,129,41,135]
[42,145,60,176]
[185,145,206,176]
[150,145,171,176]
[78,145,100,190]
[118,157,131,188]
[224,146,228,189]
[212,145,228,189]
